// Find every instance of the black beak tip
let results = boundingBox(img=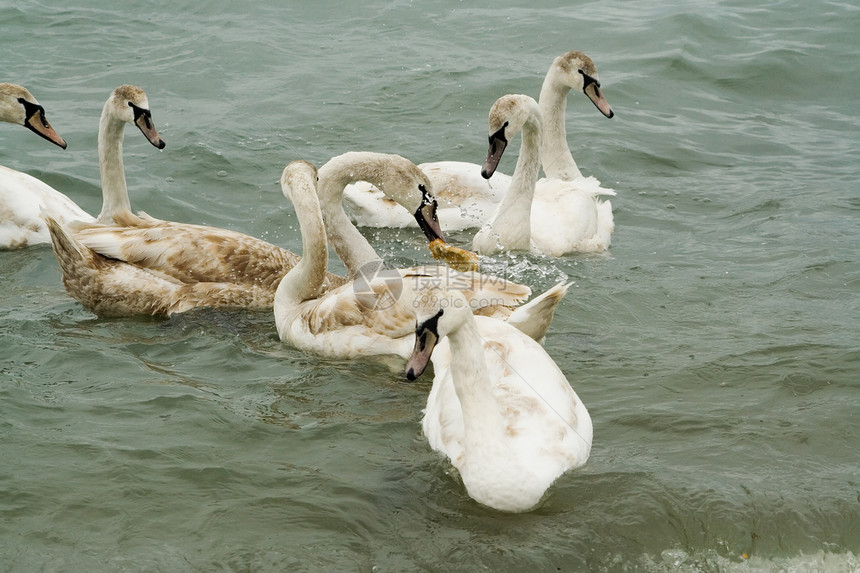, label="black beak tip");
[607,109,615,119]
[405,368,417,381]
[481,168,492,180]
[156,139,166,150]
